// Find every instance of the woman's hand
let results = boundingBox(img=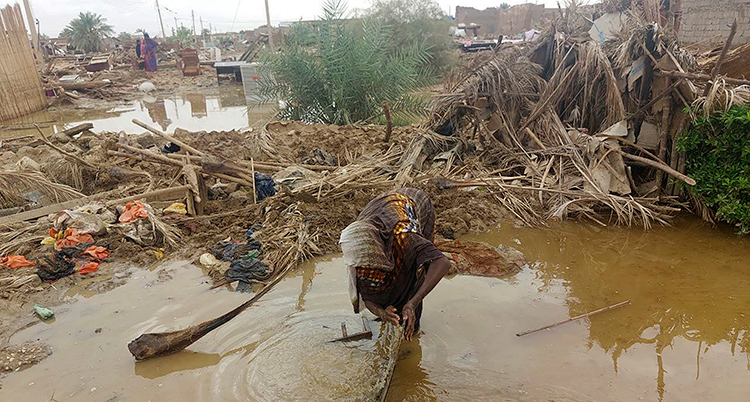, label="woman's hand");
[380,305,400,326]
[402,302,416,341]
